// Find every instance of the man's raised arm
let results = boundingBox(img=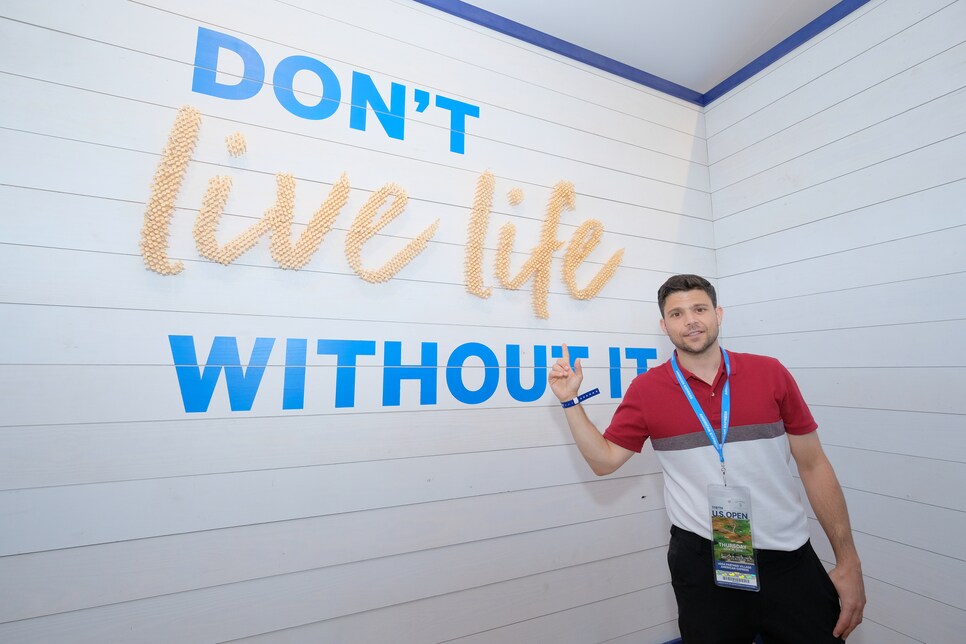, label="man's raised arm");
[549,344,634,476]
